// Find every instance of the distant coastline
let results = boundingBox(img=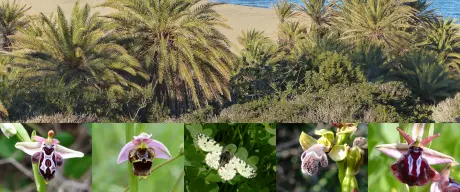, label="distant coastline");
[210,0,460,20]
